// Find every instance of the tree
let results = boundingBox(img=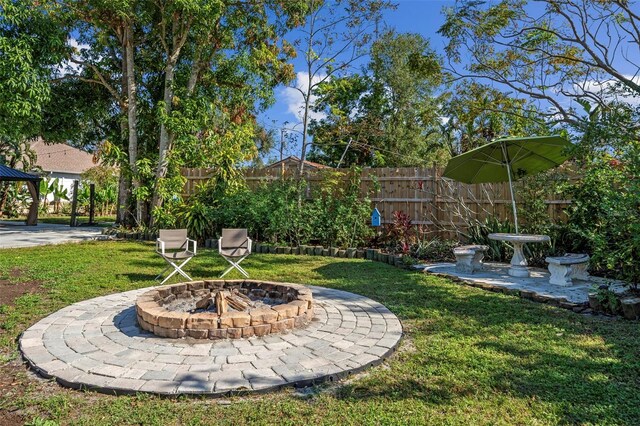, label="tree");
[309,31,444,167]
[439,0,640,127]
[439,81,551,156]
[0,0,67,141]
[0,1,68,217]
[287,0,392,176]
[16,0,308,227]
[565,102,640,286]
